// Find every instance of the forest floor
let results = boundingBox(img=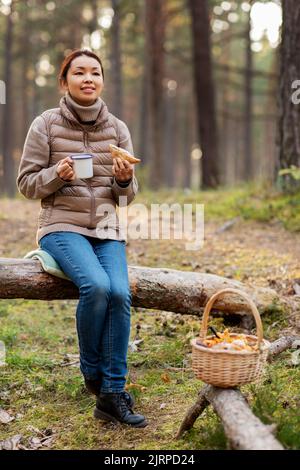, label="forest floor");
[0,184,299,450]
